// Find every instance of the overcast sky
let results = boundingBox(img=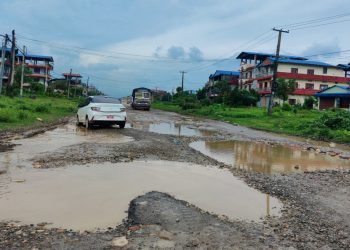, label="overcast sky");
[0,0,349,97]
